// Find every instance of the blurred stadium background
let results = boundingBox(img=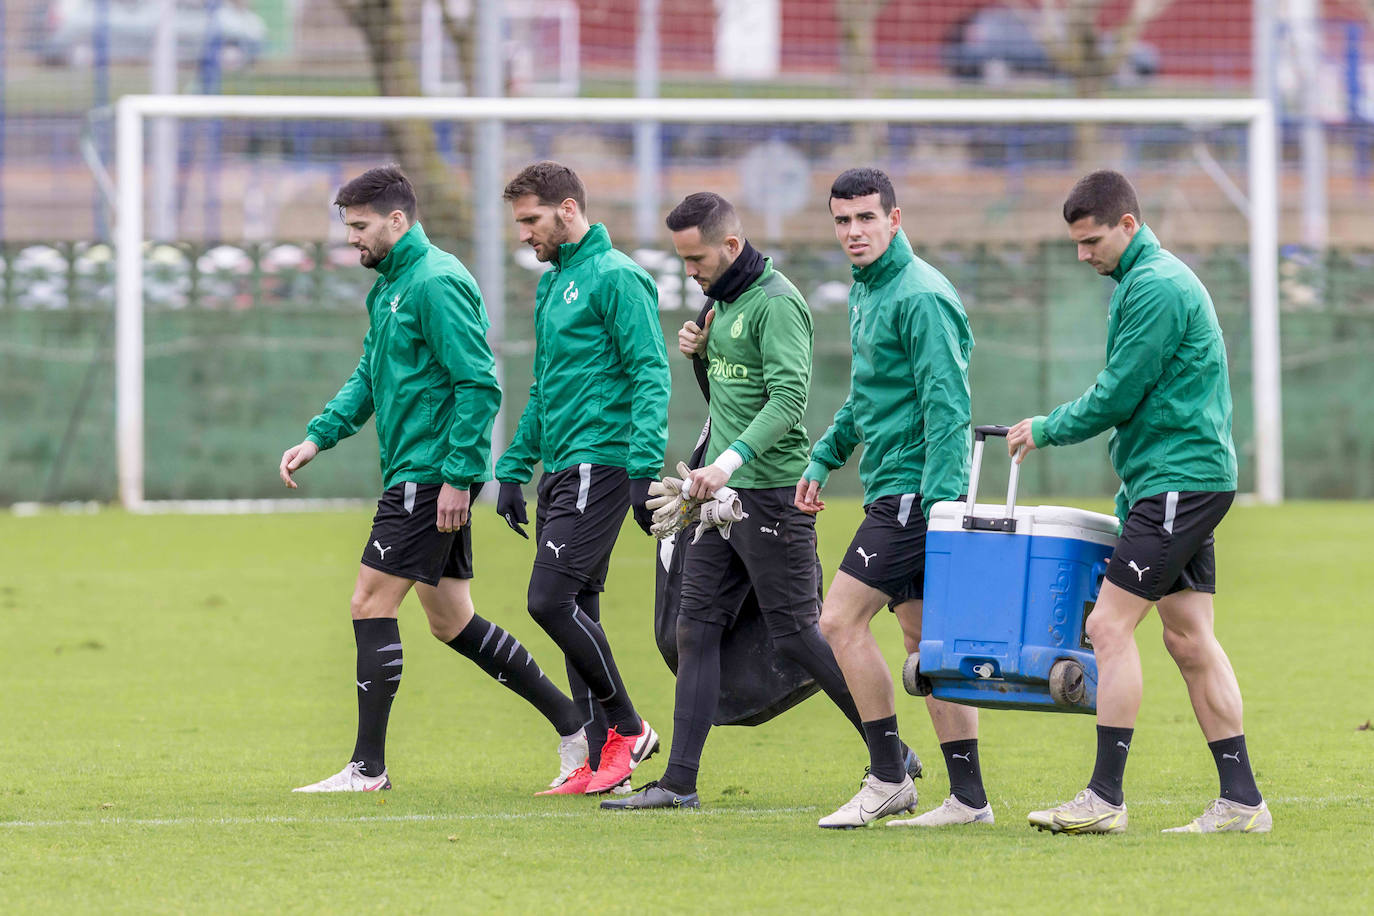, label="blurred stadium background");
[1,0,1371,505]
